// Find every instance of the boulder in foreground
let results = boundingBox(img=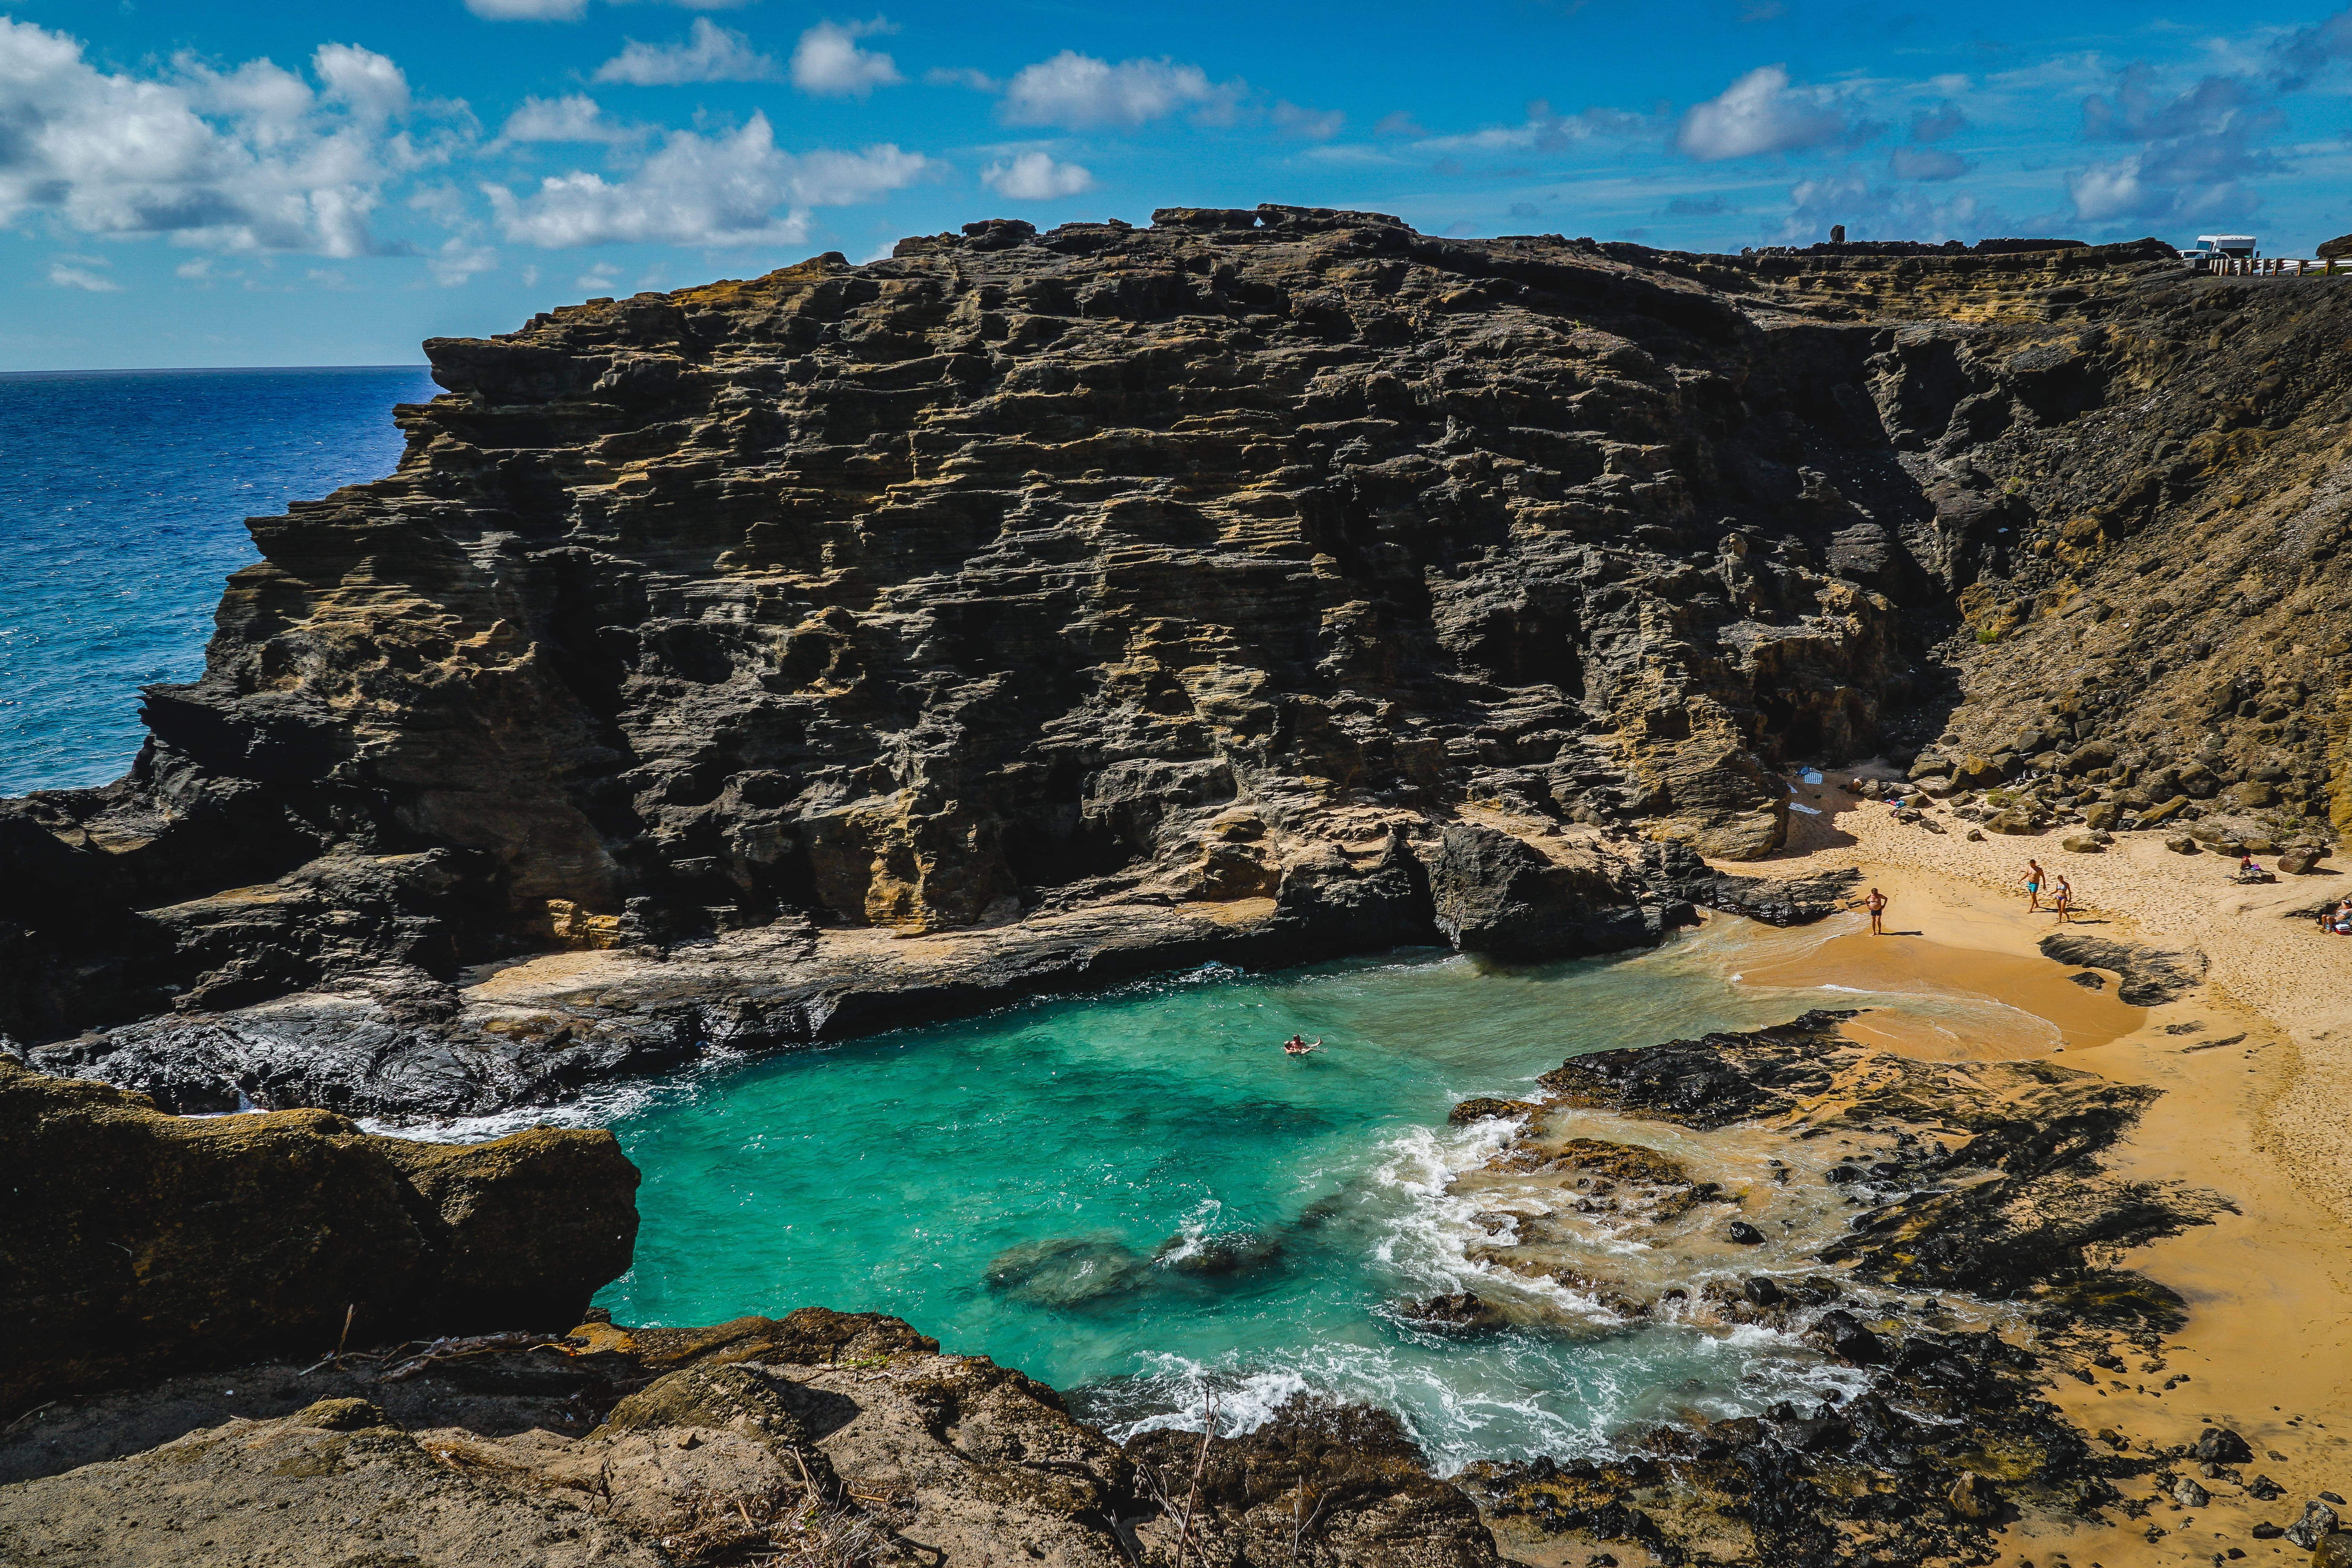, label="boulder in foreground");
[0,1061,638,1414]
